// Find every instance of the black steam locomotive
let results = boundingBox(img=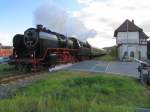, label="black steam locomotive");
[11,25,93,71]
[11,25,105,71]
